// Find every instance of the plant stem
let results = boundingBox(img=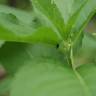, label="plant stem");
[58,40,75,67]
[65,47,75,69]
[70,47,75,69]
